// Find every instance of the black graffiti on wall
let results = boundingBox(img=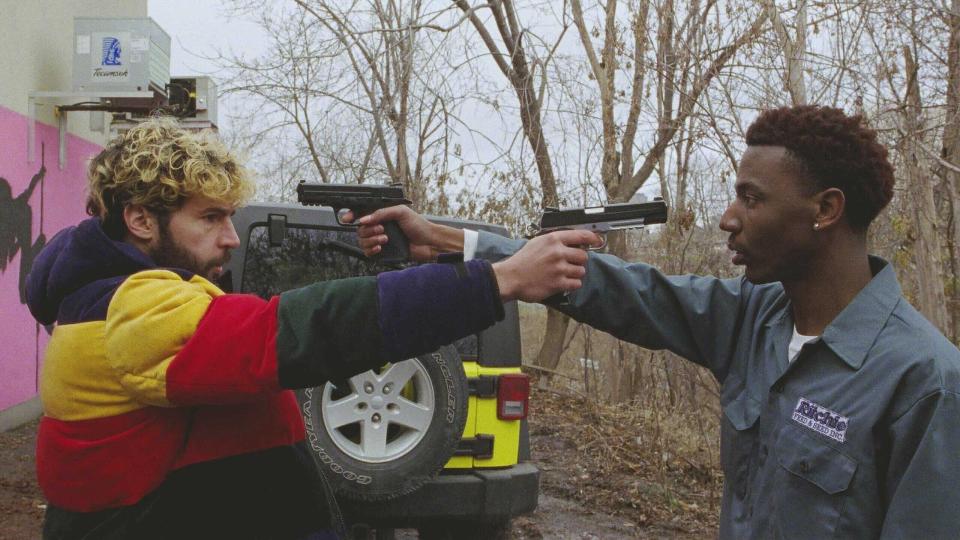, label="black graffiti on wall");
[1,159,46,305]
